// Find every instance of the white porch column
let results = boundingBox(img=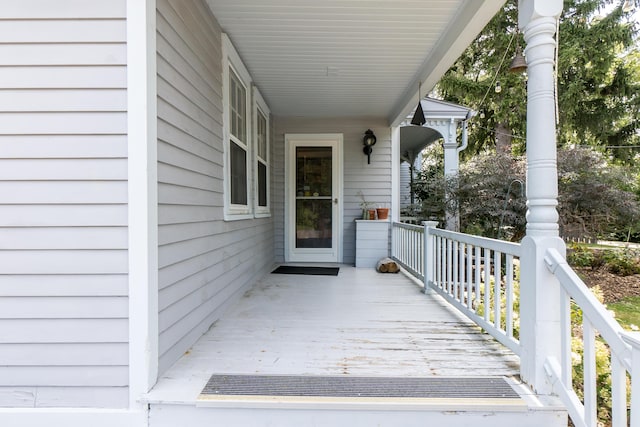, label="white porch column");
[442,118,459,231]
[391,126,401,223]
[518,0,565,394]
